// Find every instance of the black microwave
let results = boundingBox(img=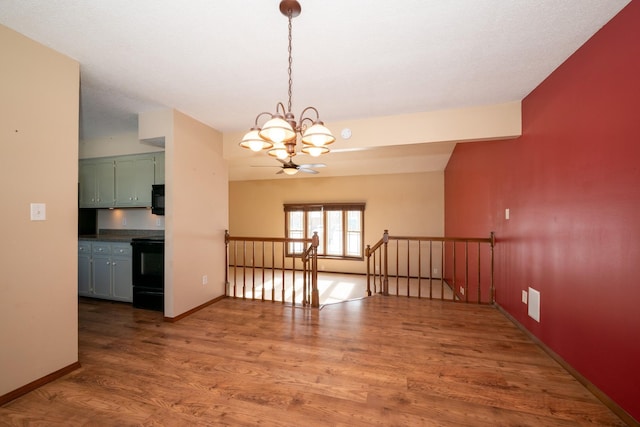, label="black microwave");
[152,184,165,215]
